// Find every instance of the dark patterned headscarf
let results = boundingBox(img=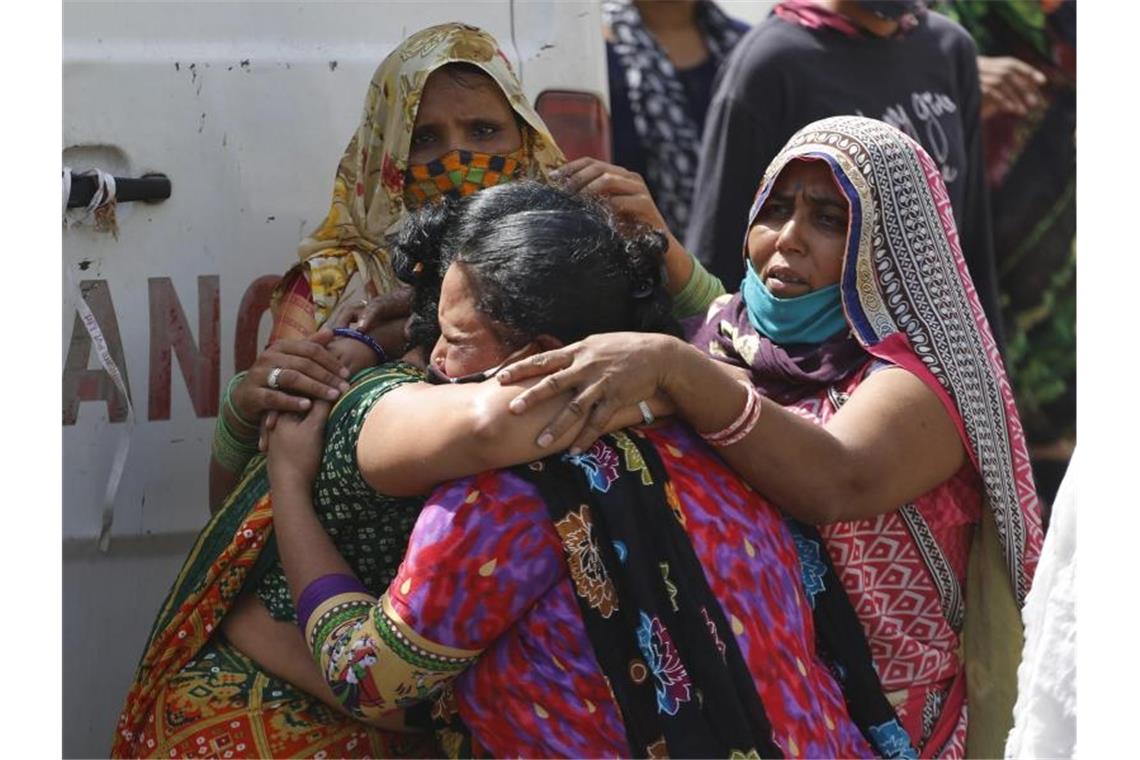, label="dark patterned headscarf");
[603,0,744,232]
